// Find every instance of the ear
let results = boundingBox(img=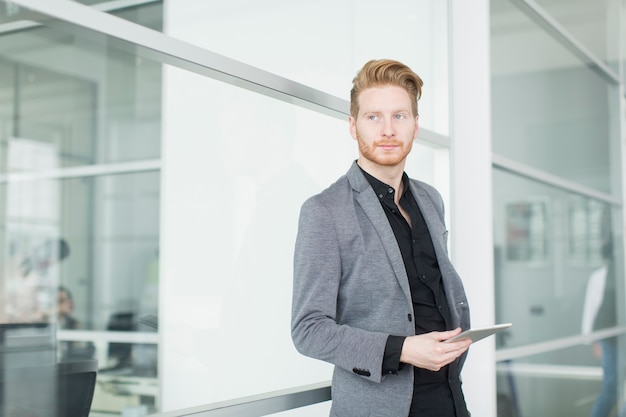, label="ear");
[349,116,357,140]
[414,115,419,140]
